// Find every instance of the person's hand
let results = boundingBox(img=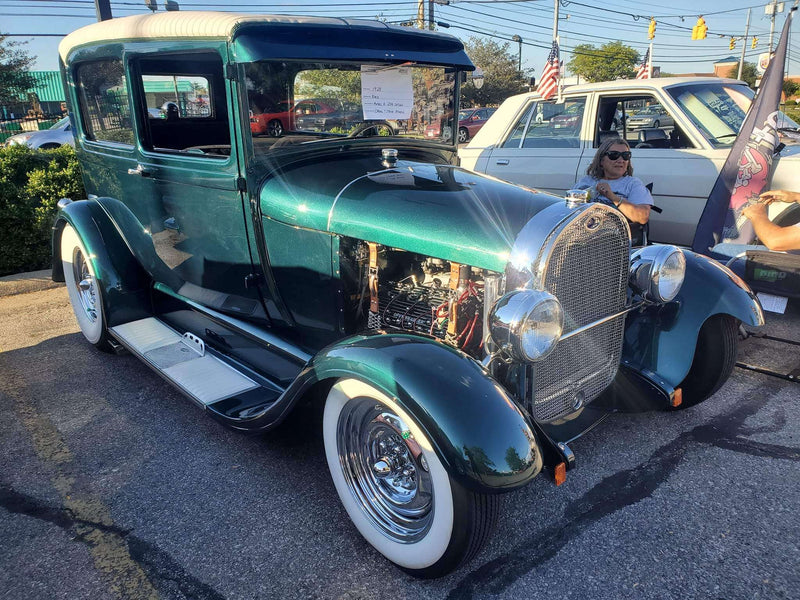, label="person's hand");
[758,189,800,205]
[742,202,768,221]
[595,181,619,204]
